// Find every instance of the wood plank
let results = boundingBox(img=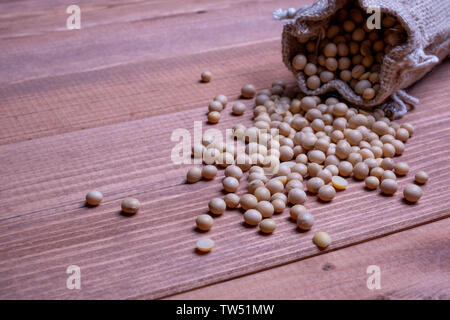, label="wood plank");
[166,218,450,300]
[0,59,449,299]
